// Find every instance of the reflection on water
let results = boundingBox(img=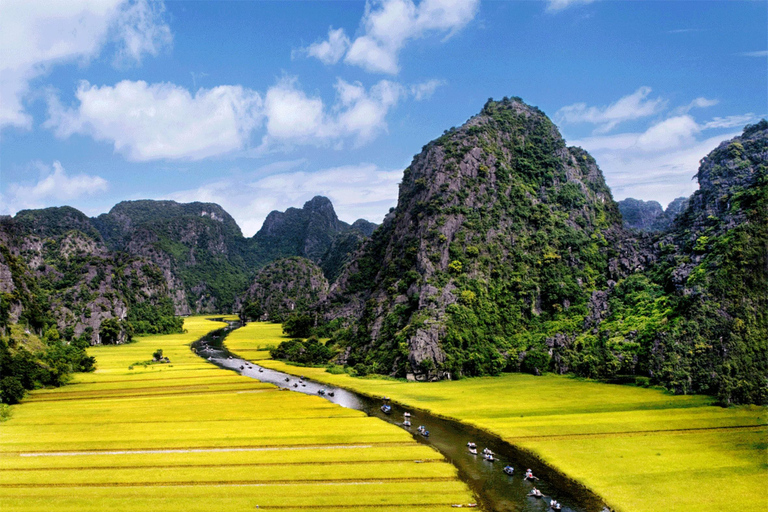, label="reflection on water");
[193,325,607,512]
